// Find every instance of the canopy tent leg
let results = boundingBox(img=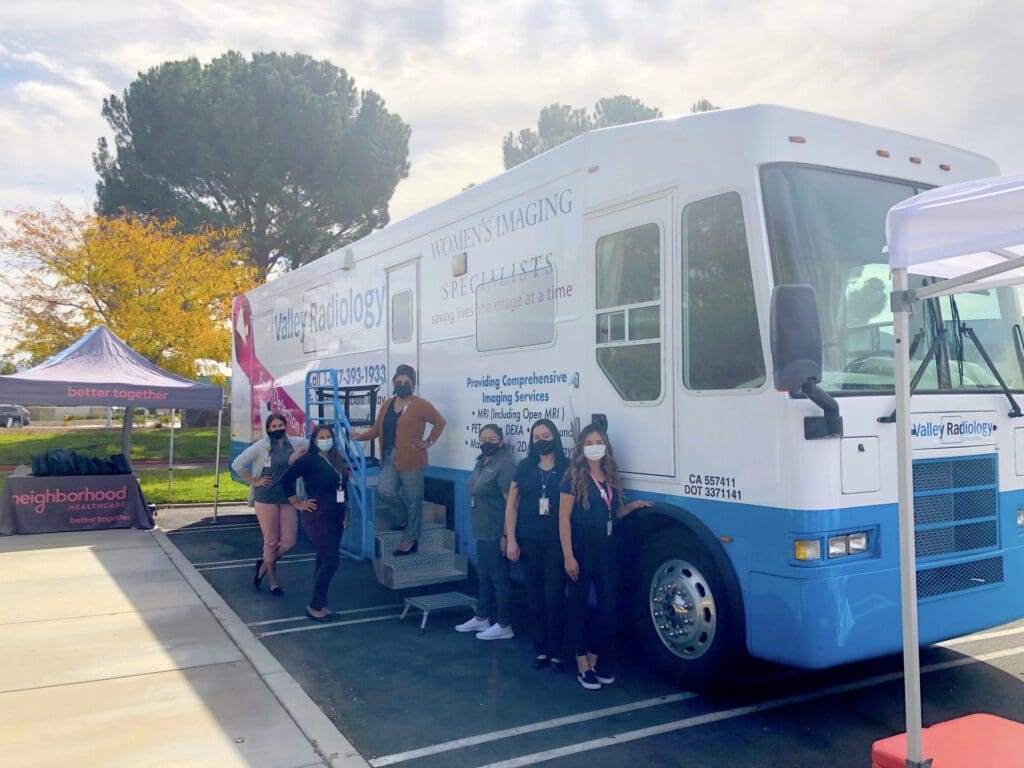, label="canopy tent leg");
[213,407,223,524]
[168,408,175,502]
[893,268,931,768]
